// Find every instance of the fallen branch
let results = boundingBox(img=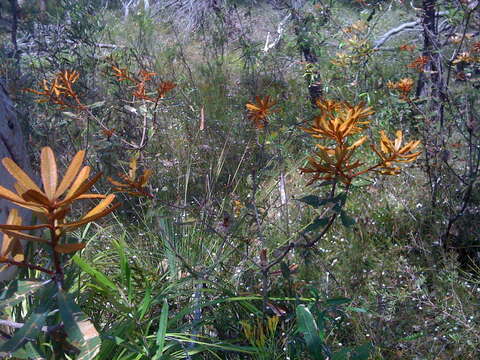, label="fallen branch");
[373,11,449,49]
[263,13,291,53]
